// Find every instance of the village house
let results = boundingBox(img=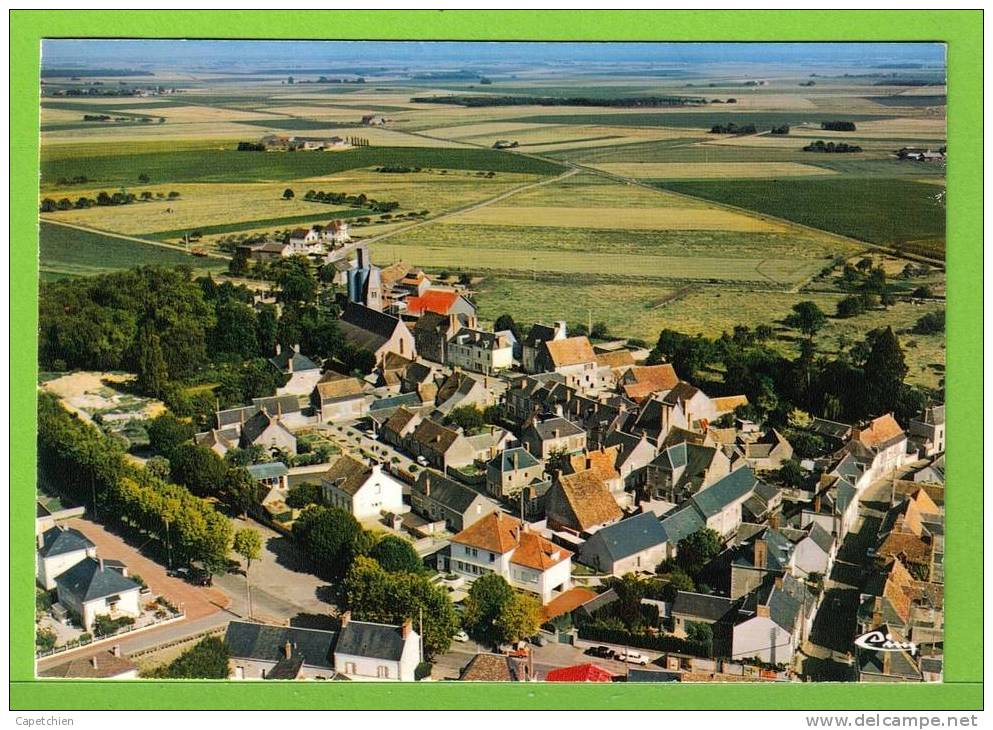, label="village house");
[246,462,289,492]
[736,429,794,471]
[405,287,476,319]
[413,312,469,364]
[908,404,945,457]
[447,512,573,604]
[240,408,298,455]
[874,488,940,581]
[410,469,500,533]
[310,372,368,422]
[841,413,912,489]
[538,336,600,392]
[801,474,859,540]
[604,430,659,491]
[434,371,496,416]
[334,613,421,681]
[620,363,680,404]
[240,240,292,262]
[670,591,738,640]
[732,573,816,666]
[338,302,416,366]
[446,328,513,375]
[645,441,732,504]
[380,406,423,450]
[465,427,514,463]
[321,455,405,521]
[458,653,533,682]
[194,427,239,457]
[269,344,322,397]
[485,447,548,501]
[54,557,142,632]
[406,418,476,471]
[566,445,624,498]
[545,469,623,535]
[377,352,415,391]
[687,466,767,540]
[521,416,587,460]
[225,621,338,680]
[39,645,139,680]
[213,395,304,435]
[578,511,669,576]
[522,321,567,374]
[856,623,924,682]
[858,558,943,647]
[36,526,97,590]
